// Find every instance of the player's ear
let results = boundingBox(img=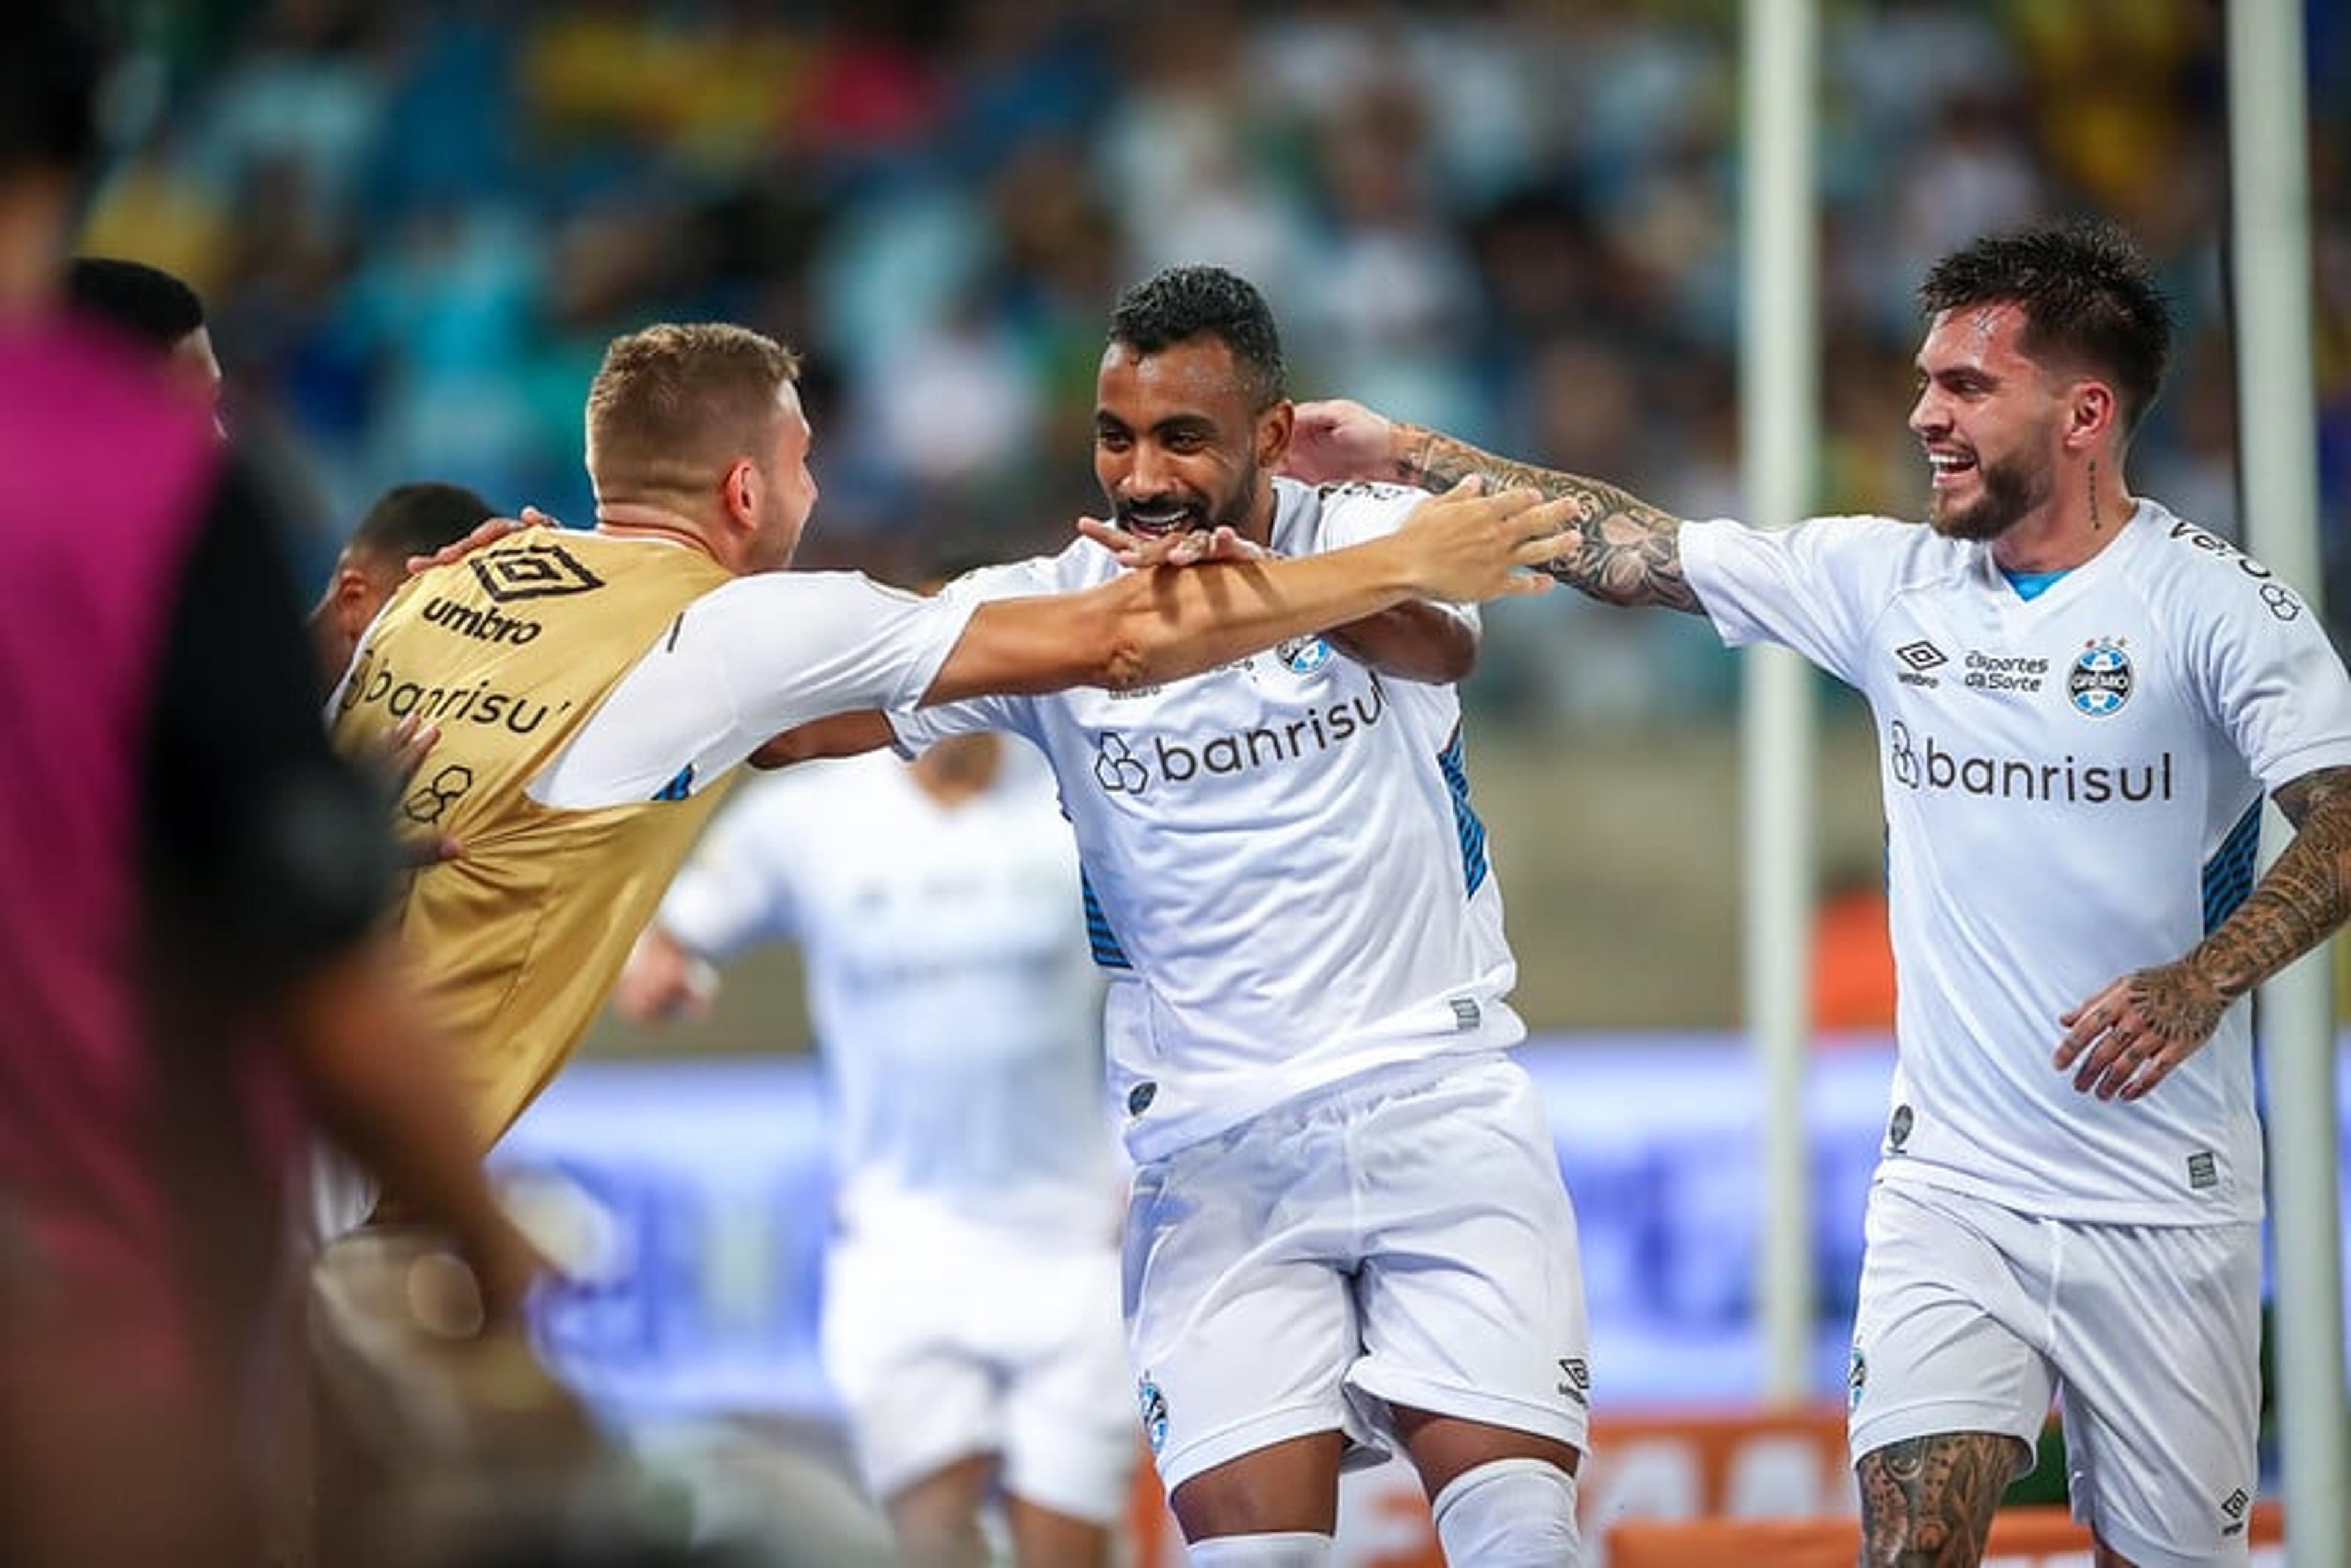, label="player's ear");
[2067,381,2117,448]
[721,457,759,530]
[331,566,378,636]
[1258,399,1295,471]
